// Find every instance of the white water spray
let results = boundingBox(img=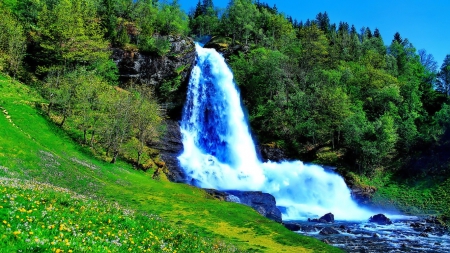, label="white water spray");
[178,44,373,220]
